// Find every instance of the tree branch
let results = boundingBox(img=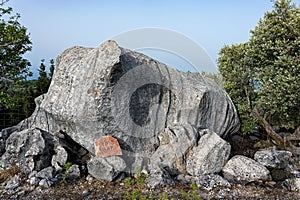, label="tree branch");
[251,107,285,149]
[0,42,12,47]
[0,0,9,6]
